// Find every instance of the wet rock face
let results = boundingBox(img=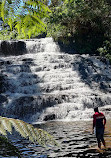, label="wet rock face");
[3,95,65,119]
[0,41,27,56]
[0,38,111,122]
[0,95,8,104]
[43,114,56,121]
[0,95,8,115]
[0,60,12,66]
[0,74,9,93]
[6,96,37,118]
